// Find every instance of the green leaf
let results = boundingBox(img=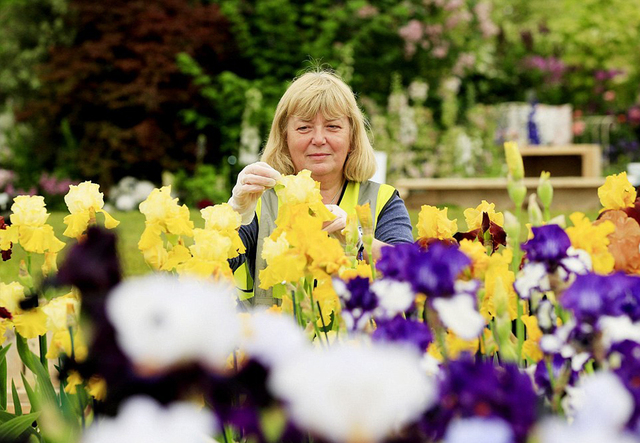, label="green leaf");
[20,374,39,413]
[11,381,22,416]
[0,411,40,441]
[58,383,78,422]
[0,409,17,422]
[29,358,57,410]
[0,346,7,410]
[15,334,38,375]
